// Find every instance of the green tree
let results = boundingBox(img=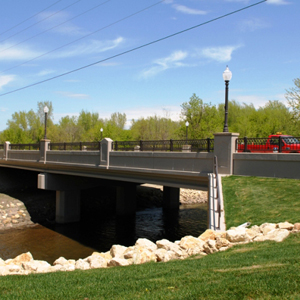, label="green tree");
[181,94,222,139]
[131,116,179,140]
[286,78,300,120]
